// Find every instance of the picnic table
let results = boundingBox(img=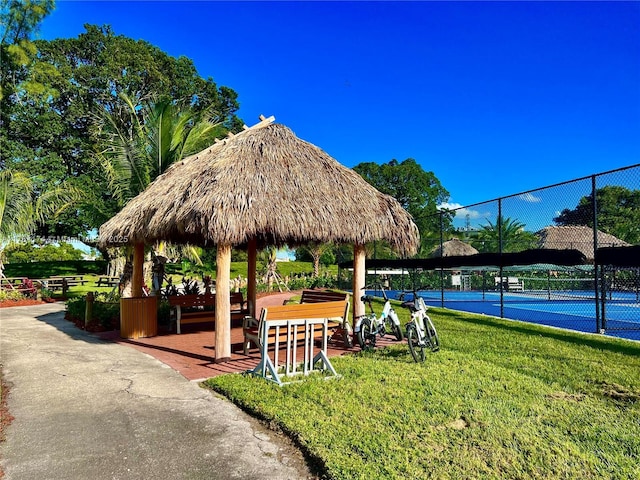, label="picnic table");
[41,276,87,291]
[97,275,120,287]
[0,277,25,288]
